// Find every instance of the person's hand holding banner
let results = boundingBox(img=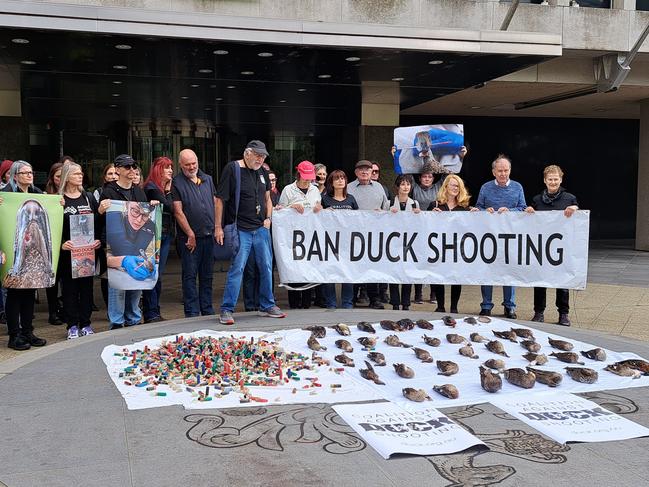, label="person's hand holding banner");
[122,255,152,281]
